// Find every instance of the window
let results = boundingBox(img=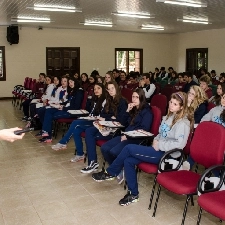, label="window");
[0,46,6,81]
[46,47,80,77]
[186,48,208,76]
[115,48,143,74]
